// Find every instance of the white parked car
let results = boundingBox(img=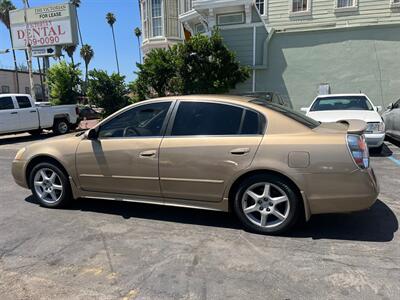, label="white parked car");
[0,94,80,136]
[301,94,385,151]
